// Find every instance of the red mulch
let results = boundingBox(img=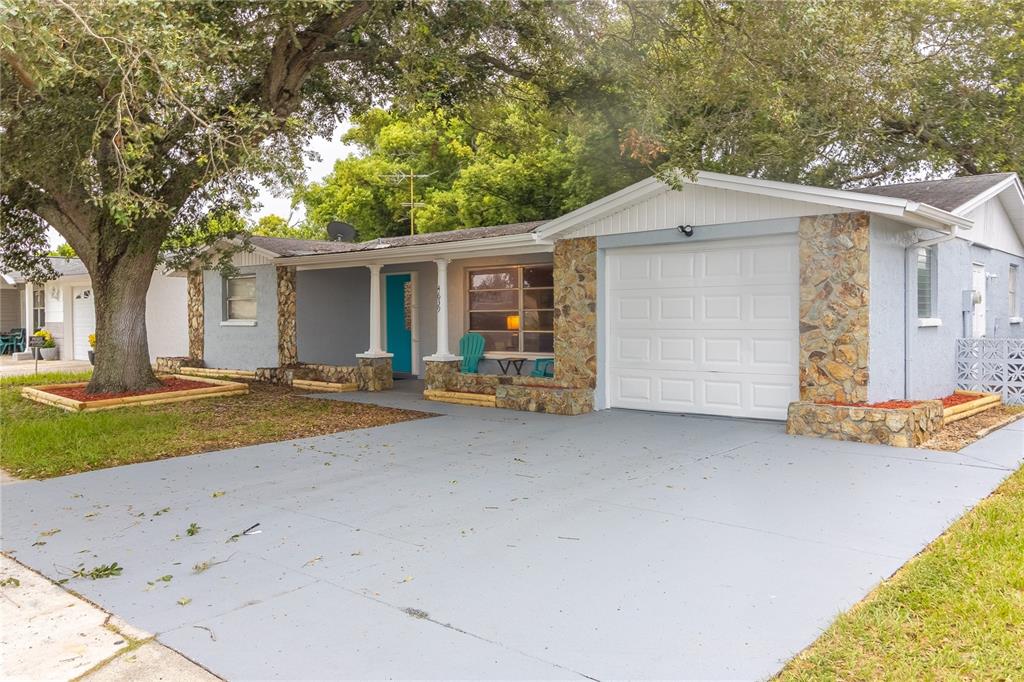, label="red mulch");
[819,393,984,410]
[44,378,215,403]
